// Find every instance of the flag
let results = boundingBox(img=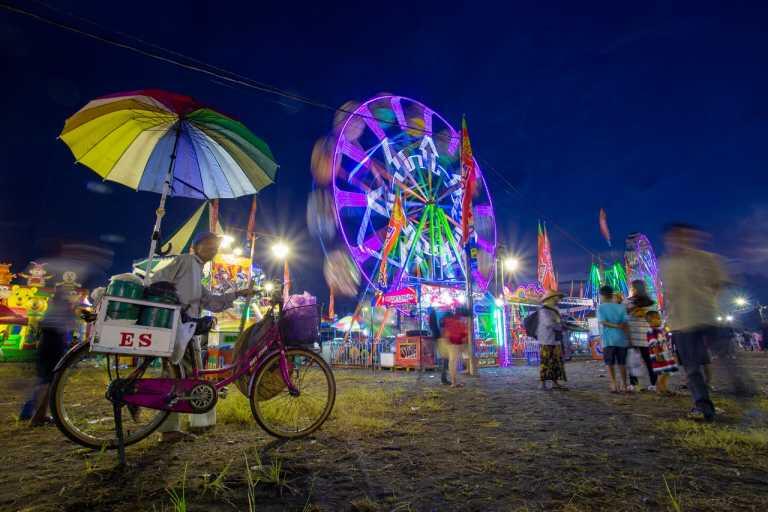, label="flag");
[210,199,220,234]
[283,260,291,303]
[246,196,258,241]
[537,221,558,291]
[377,194,406,288]
[328,287,335,320]
[460,117,477,246]
[599,208,611,247]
